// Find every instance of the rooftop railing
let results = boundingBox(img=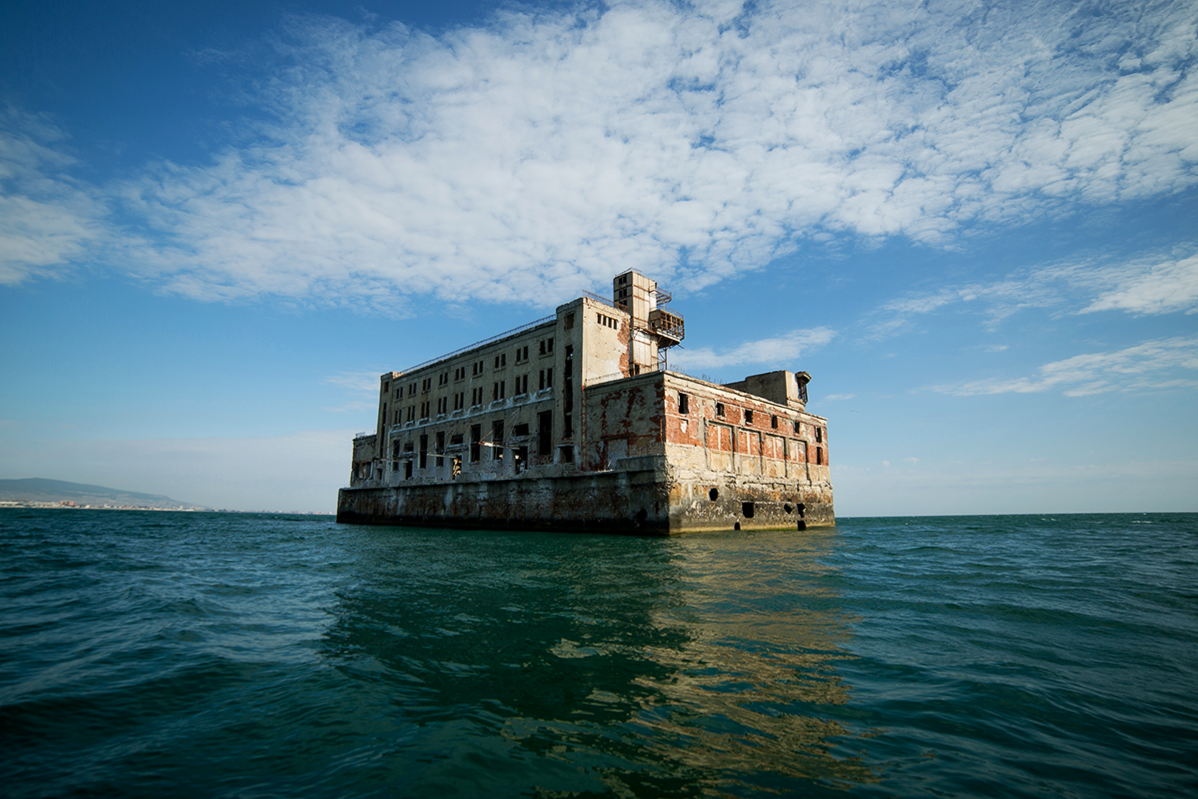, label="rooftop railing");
[396,315,557,375]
